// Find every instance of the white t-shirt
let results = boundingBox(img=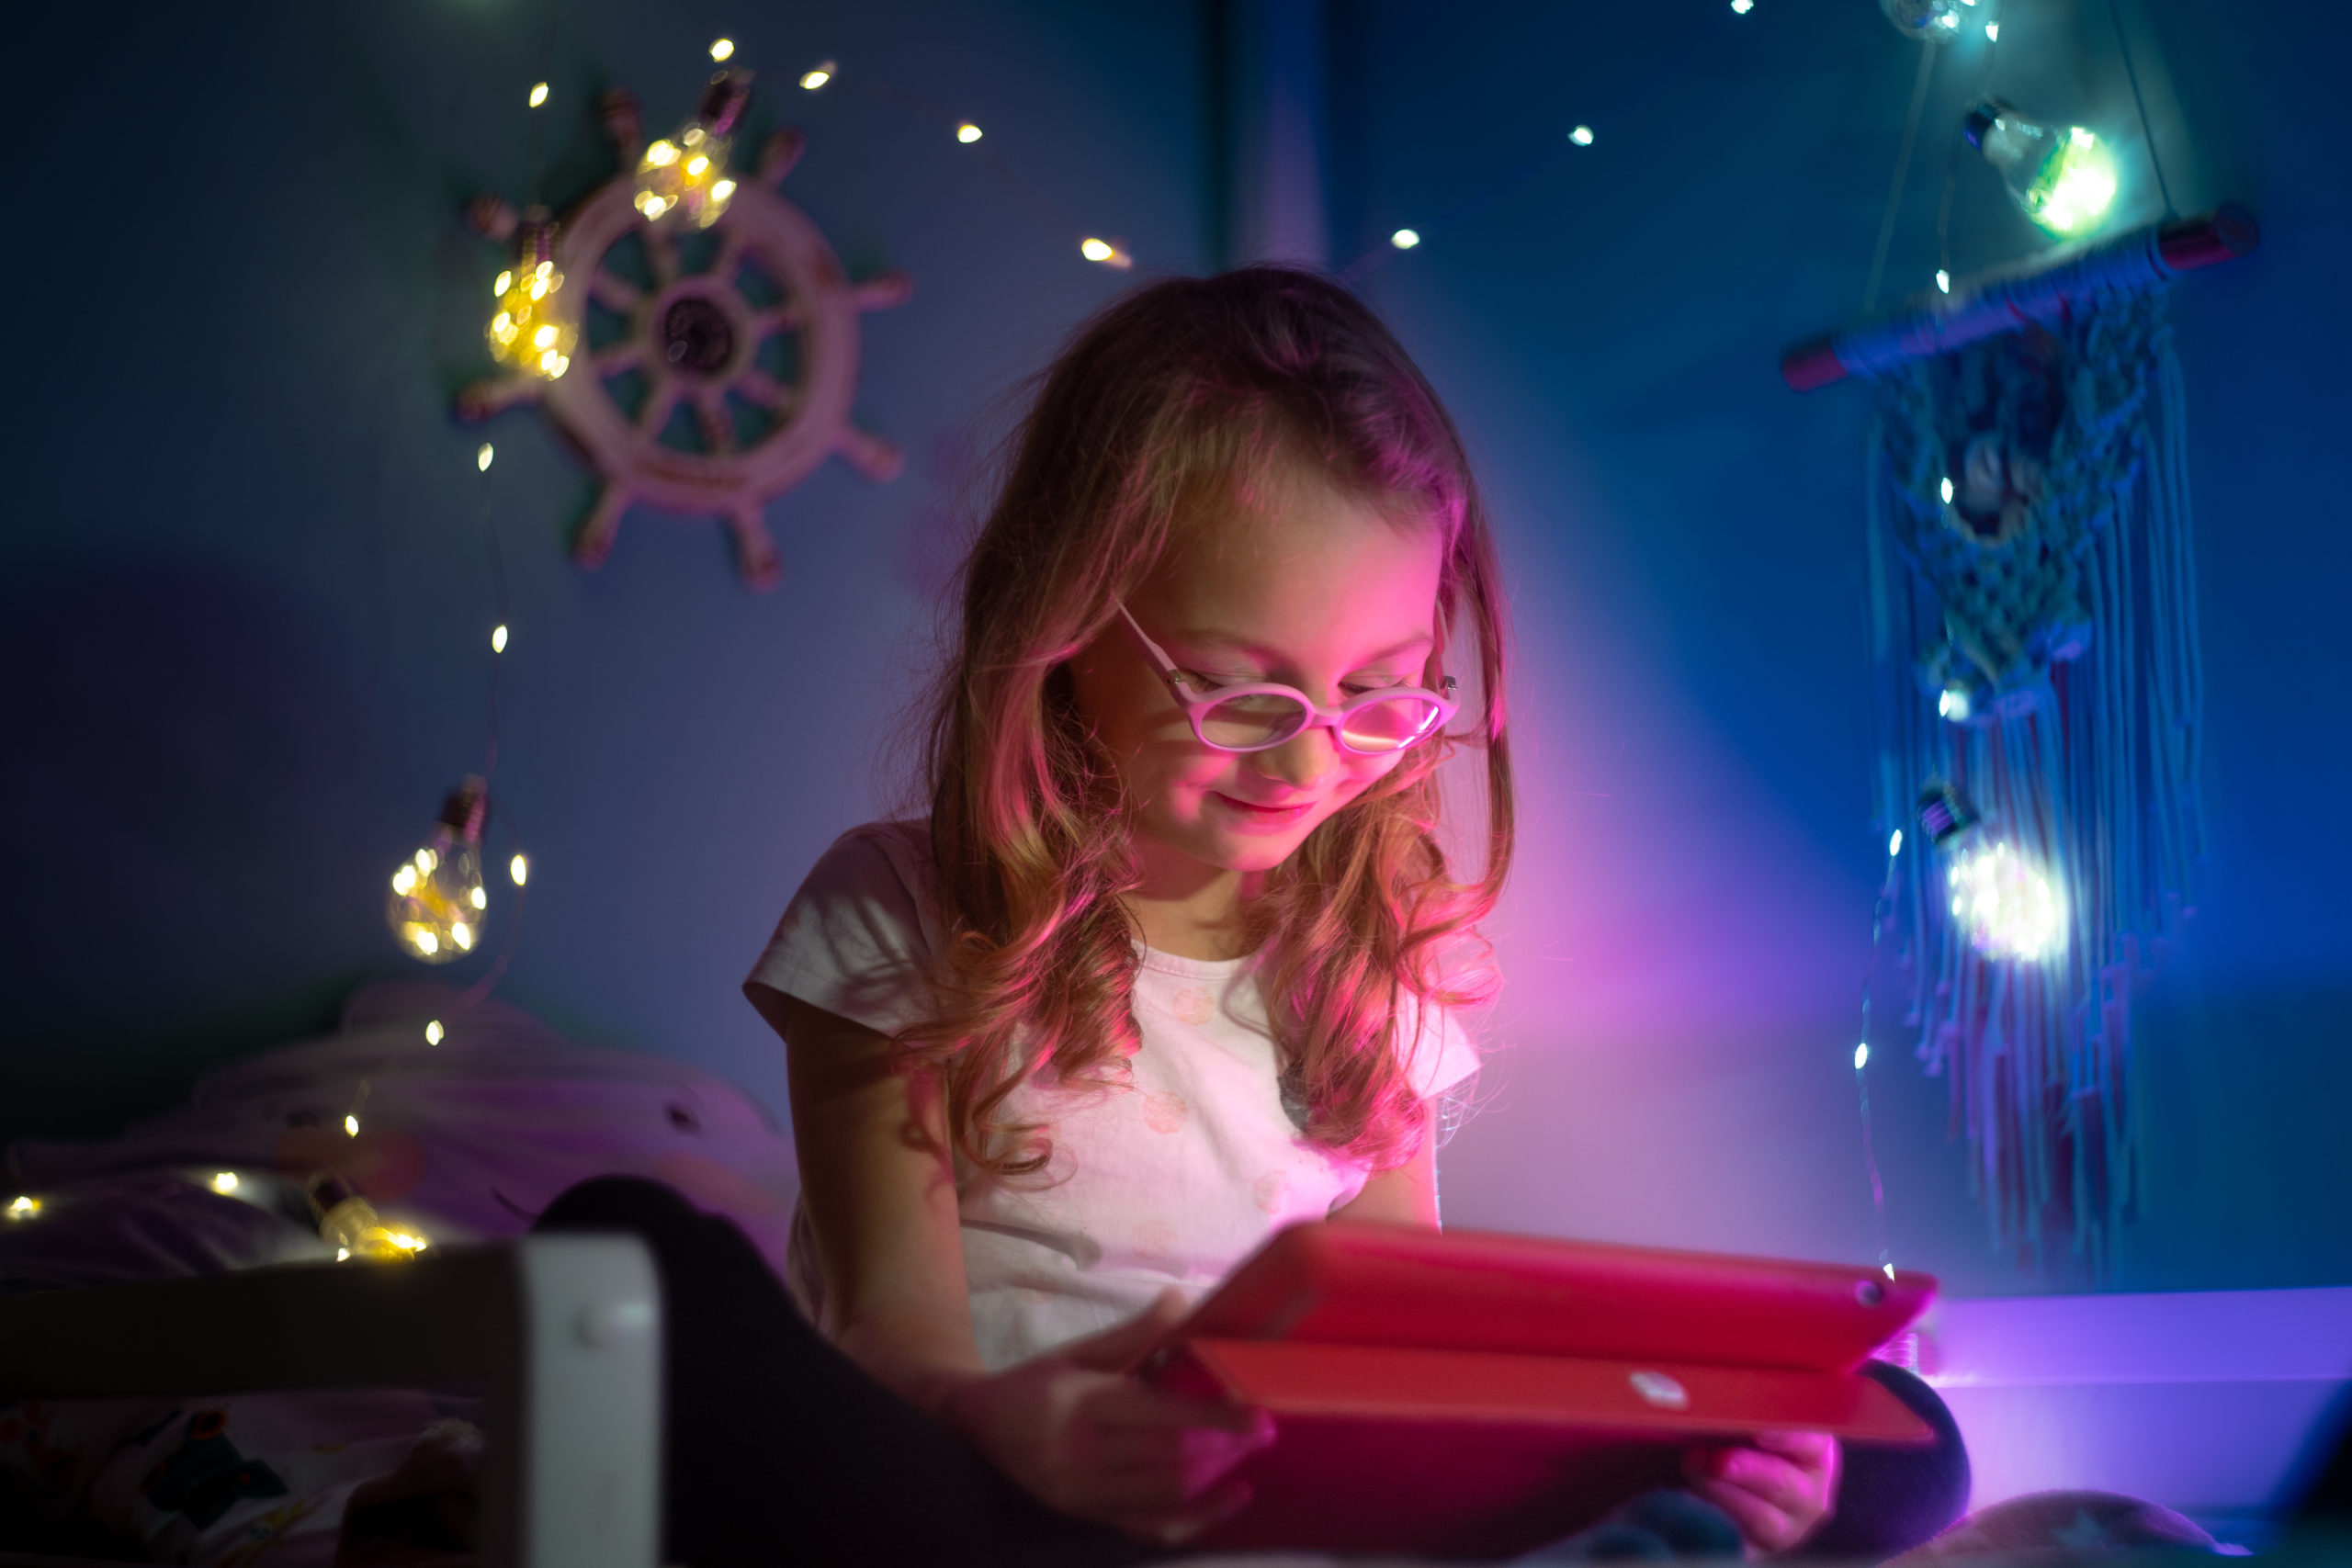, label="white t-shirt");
[744,819,1480,1371]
